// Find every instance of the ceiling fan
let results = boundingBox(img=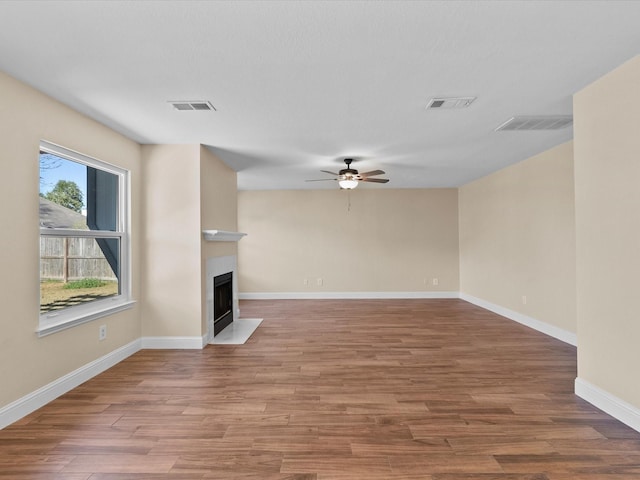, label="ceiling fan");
[306,158,389,189]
